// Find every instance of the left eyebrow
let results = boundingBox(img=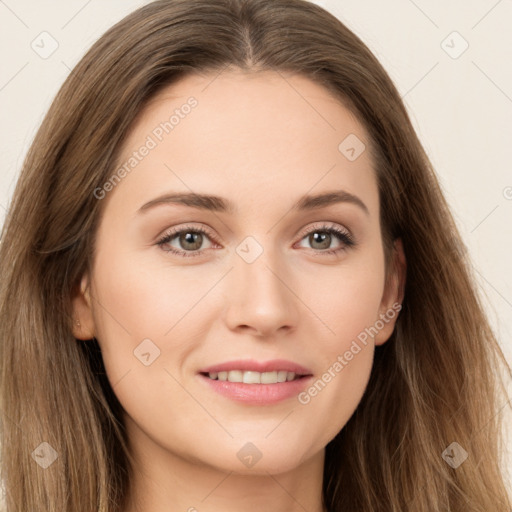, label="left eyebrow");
[293,190,369,216]
[137,189,370,216]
